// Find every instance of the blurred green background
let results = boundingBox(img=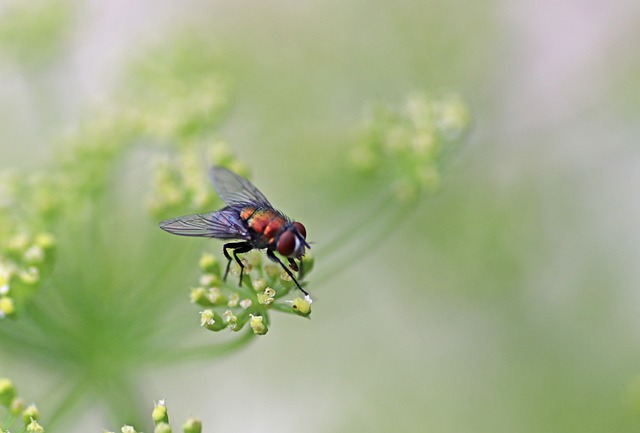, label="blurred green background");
[2,0,640,432]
